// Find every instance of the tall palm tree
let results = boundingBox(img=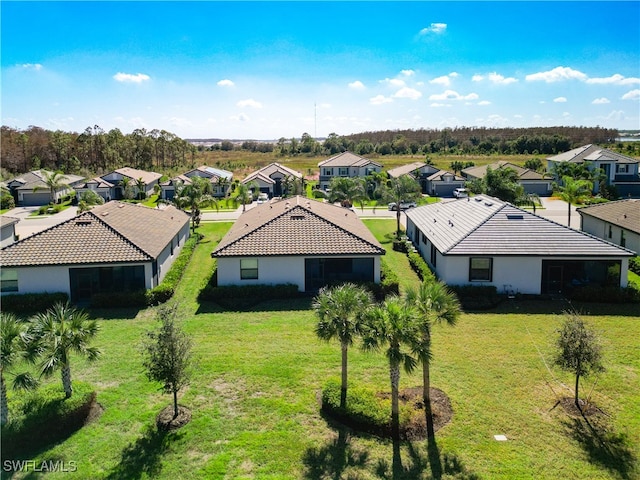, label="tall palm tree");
[381,176,422,236]
[174,177,217,232]
[515,191,541,214]
[33,170,70,205]
[232,182,256,212]
[1,313,39,425]
[558,176,592,228]
[362,296,418,439]
[29,303,100,398]
[313,283,373,409]
[405,280,461,439]
[135,177,147,200]
[120,176,134,200]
